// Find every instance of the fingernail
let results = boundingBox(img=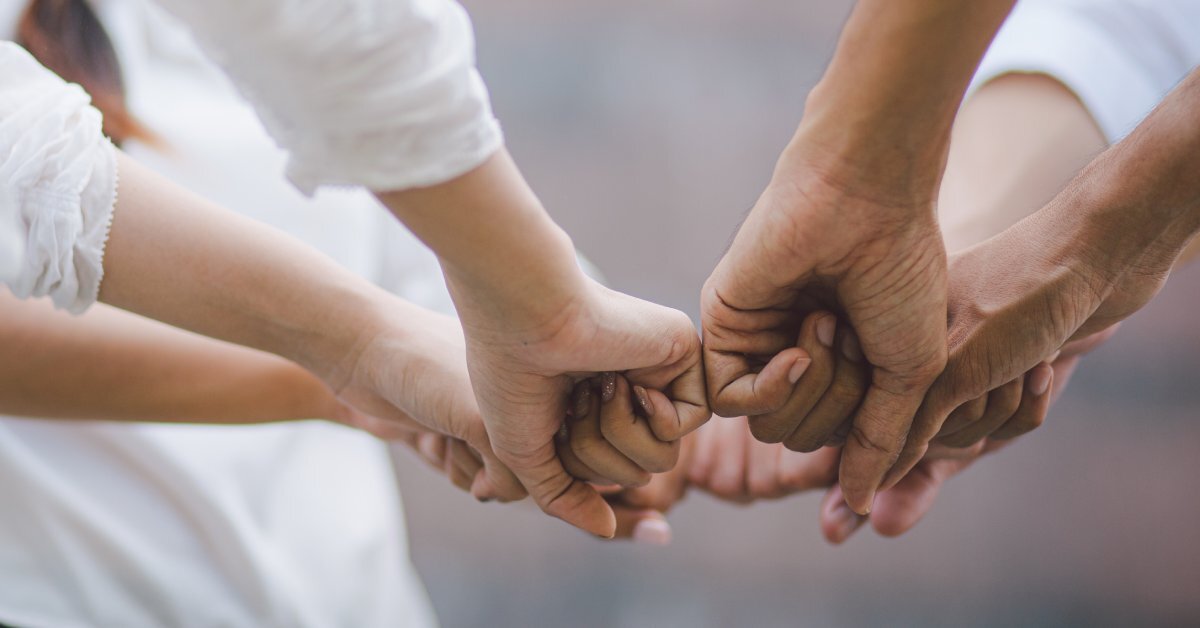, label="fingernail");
[633,385,654,417]
[817,317,836,348]
[841,334,862,362]
[1029,366,1052,396]
[573,385,592,419]
[829,502,865,542]
[848,490,874,516]
[600,372,617,402]
[632,518,673,545]
[787,356,812,384]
